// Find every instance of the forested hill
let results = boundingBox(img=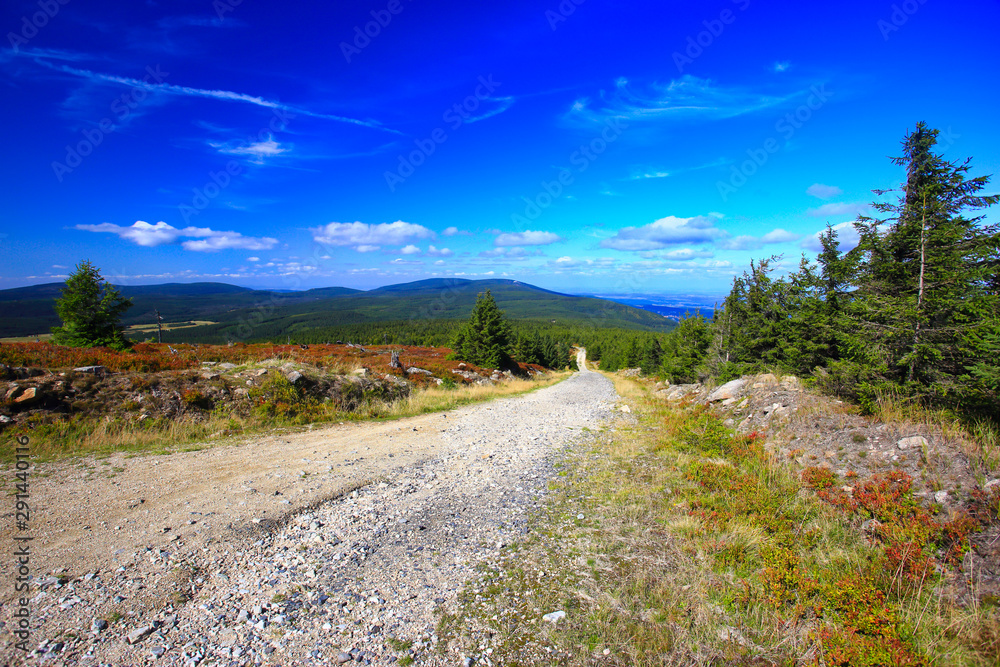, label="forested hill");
[0,278,671,341]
